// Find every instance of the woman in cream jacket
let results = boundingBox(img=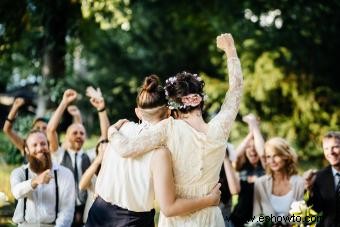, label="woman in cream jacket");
[253,137,304,218]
